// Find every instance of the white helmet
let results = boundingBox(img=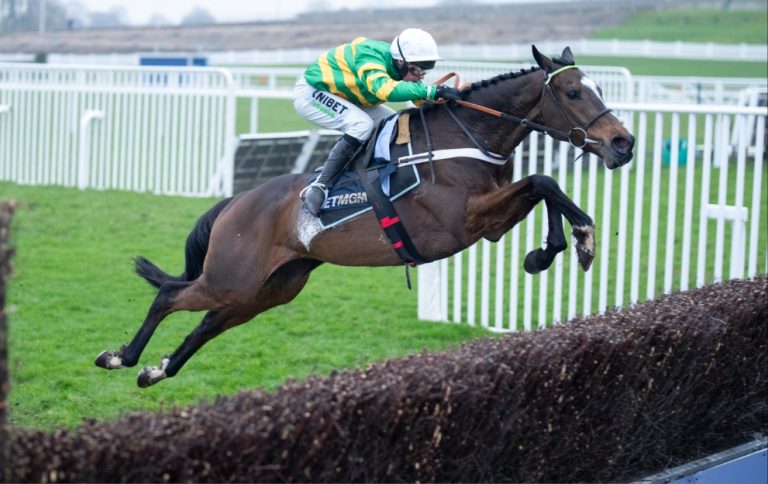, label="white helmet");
[390,28,442,63]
